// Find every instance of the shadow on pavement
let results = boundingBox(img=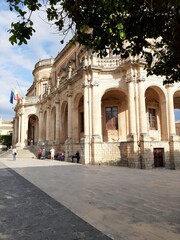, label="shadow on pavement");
[0,165,111,240]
